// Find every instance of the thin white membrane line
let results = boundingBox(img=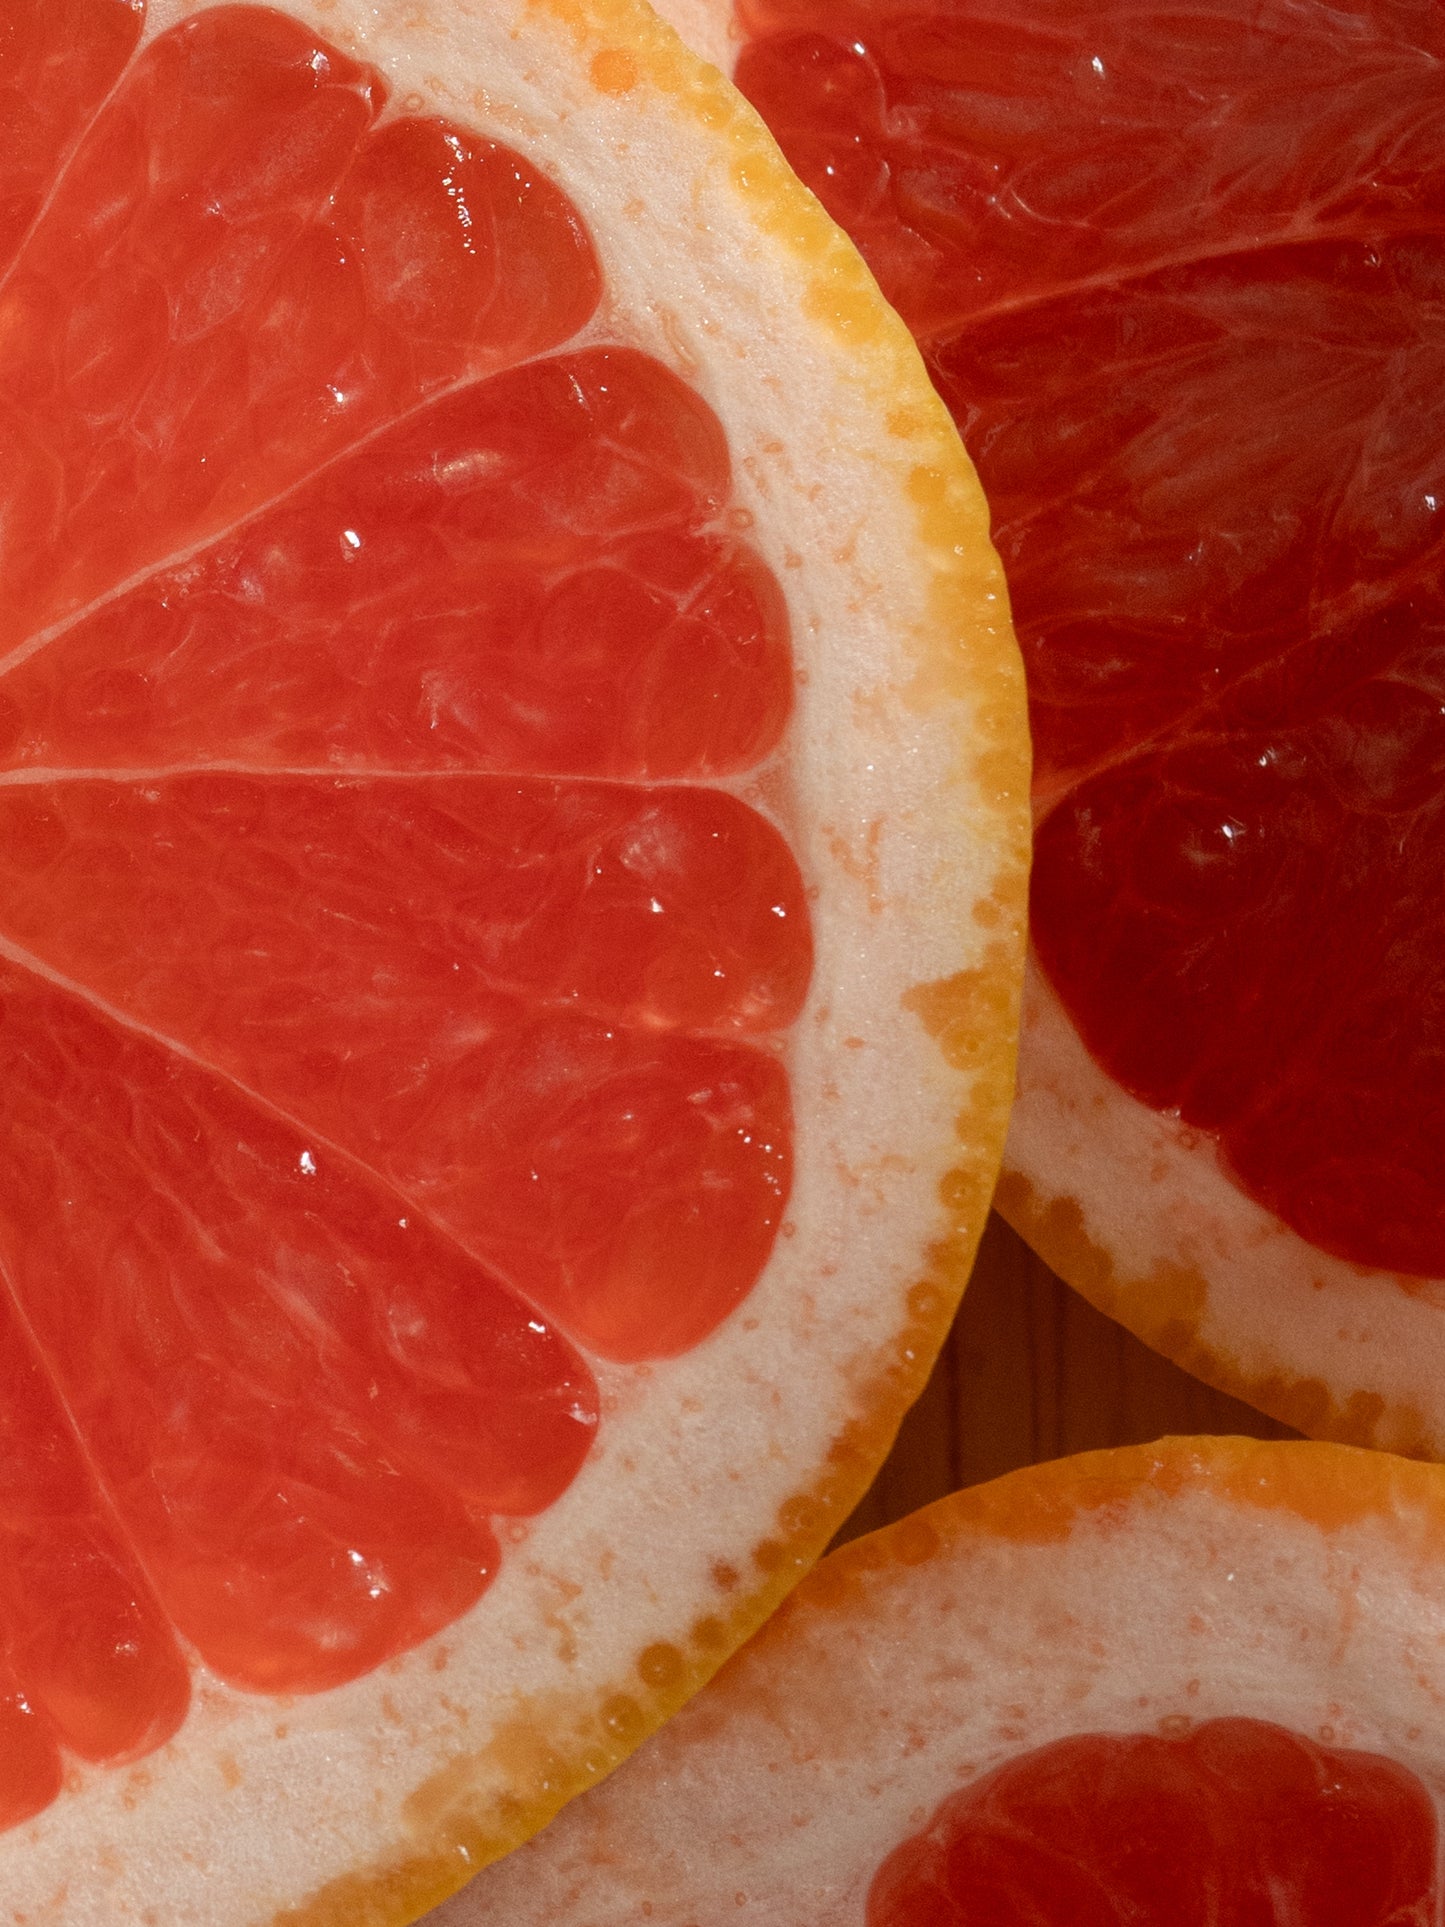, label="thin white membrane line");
[1028,520,1445,820]
[0,271,706,693]
[0,927,590,1365]
[0,345,585,691]
[933,208,1445,342]
[0,11,148,319]
[0,10,424,686]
